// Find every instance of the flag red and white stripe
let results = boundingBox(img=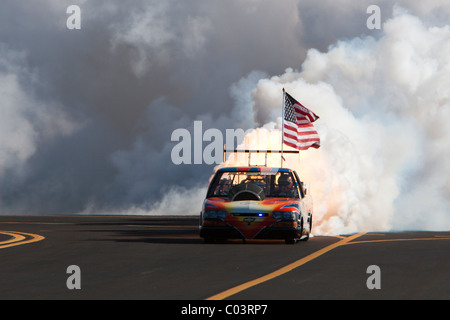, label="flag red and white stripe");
[283,91,320,151]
